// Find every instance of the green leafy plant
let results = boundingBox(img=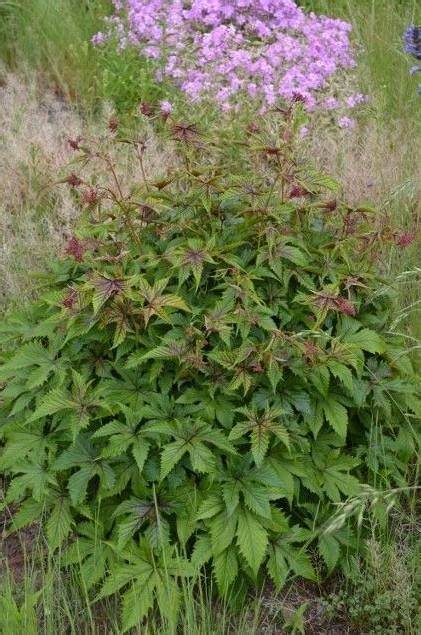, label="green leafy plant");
[0,107,419,631]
